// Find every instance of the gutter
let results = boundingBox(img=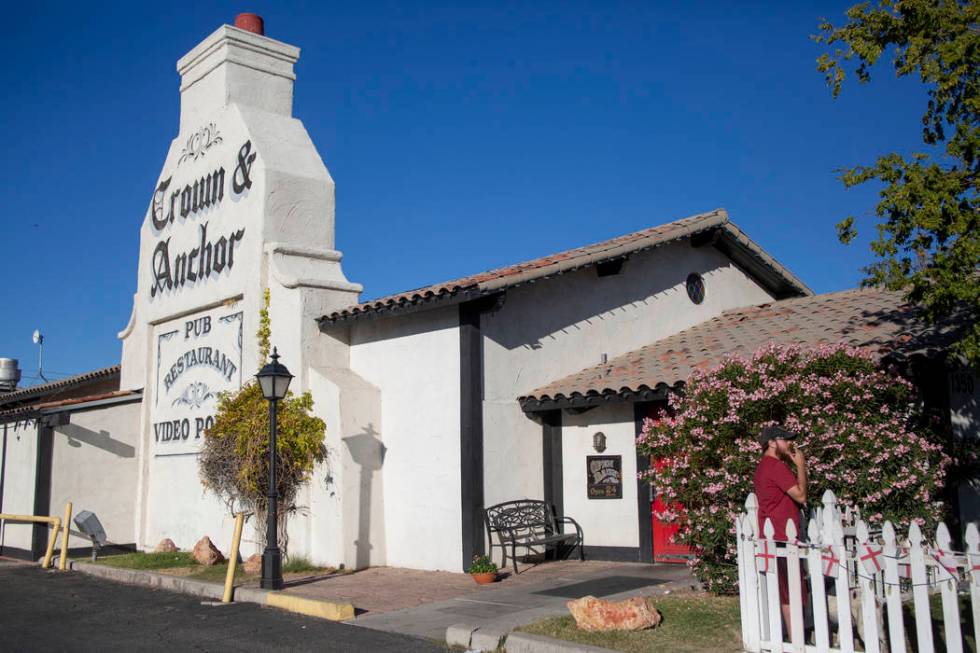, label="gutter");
[0,390,143,425]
